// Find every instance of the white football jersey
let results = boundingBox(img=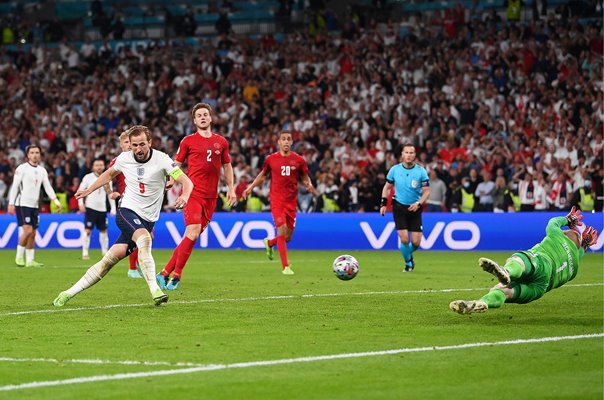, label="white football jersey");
[8,163,57,208]
[112,149,179,222]
[78,172,114,213]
